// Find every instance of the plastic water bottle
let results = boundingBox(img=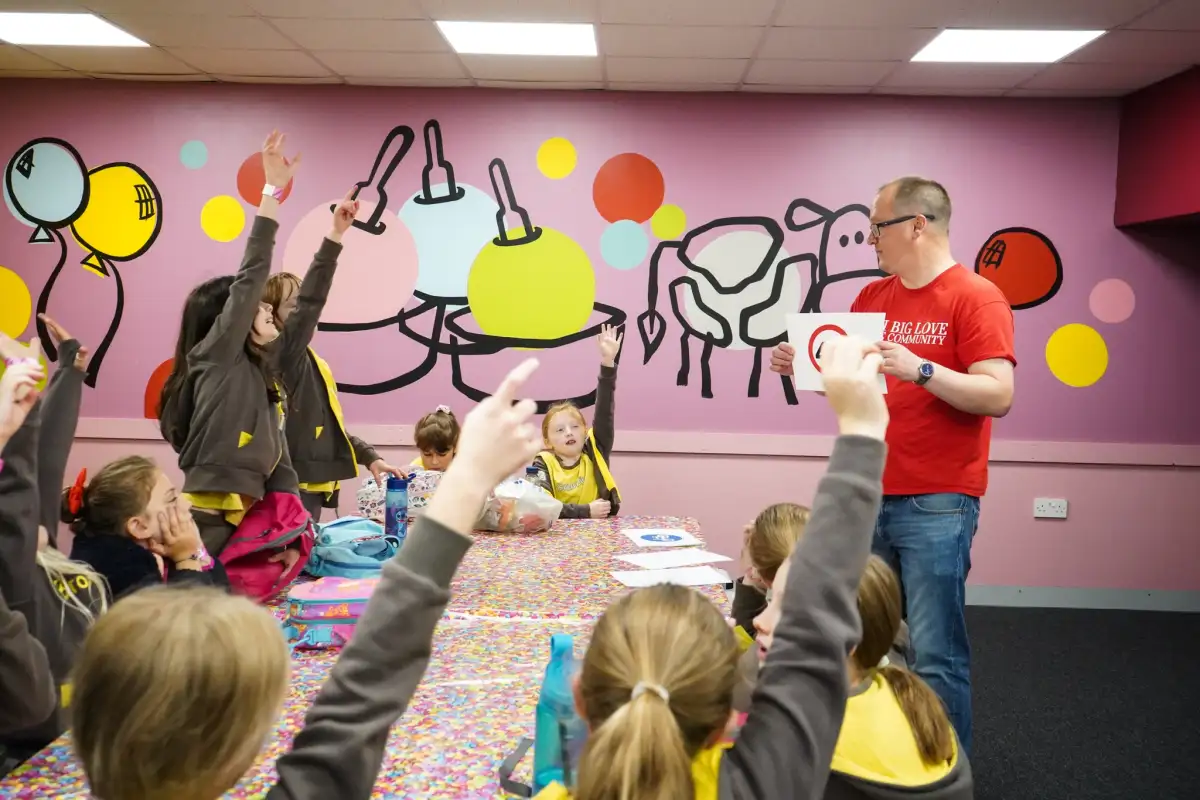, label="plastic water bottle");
[384,476,408,546]
[533,634,587,792]
[525,465,550,493]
